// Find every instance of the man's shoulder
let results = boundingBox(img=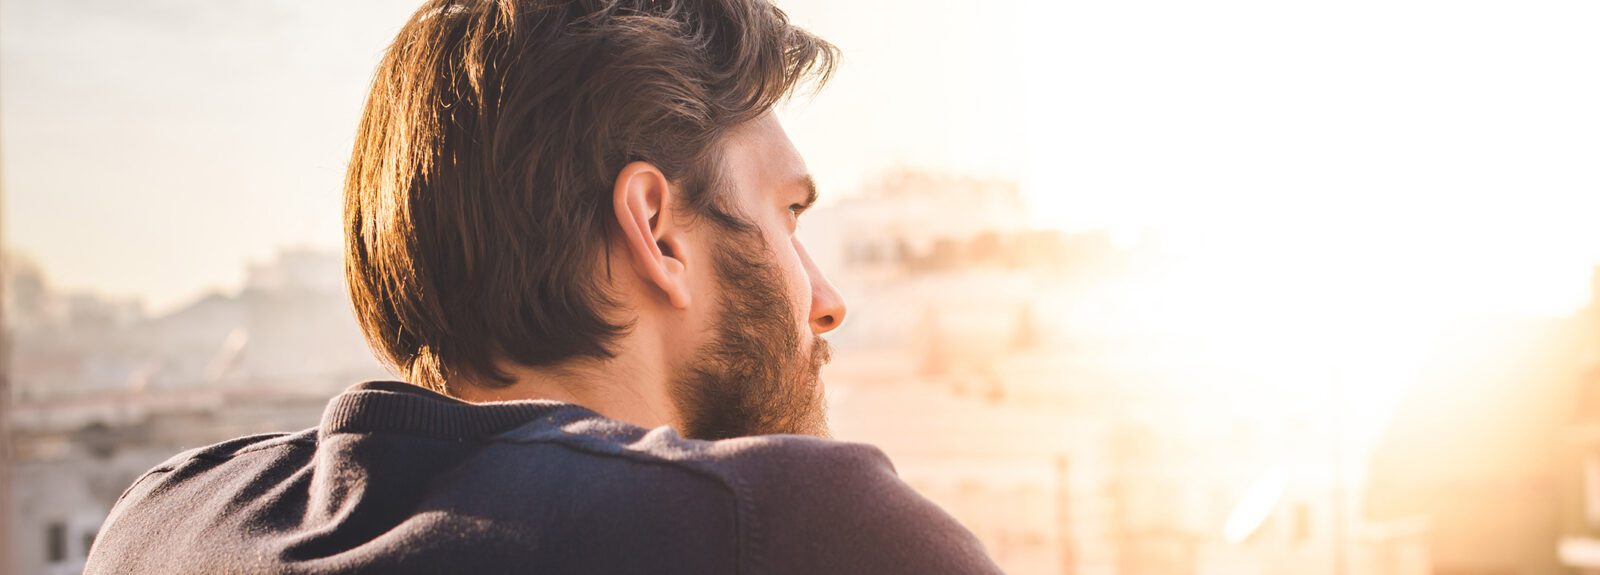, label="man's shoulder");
[693,435,999,574]
[155,429,317,467]
[692,433,903,497]
[488,416,894,498]
[490,423,999,574]
[118,429,316,496]
[481,420,908,528]
[707,432,895,468]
